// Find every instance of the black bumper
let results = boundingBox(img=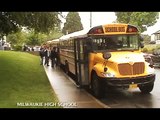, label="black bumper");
[102,74,155,88]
